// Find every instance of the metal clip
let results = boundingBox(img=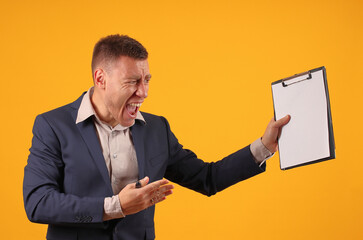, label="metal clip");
[282,71,312,87]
